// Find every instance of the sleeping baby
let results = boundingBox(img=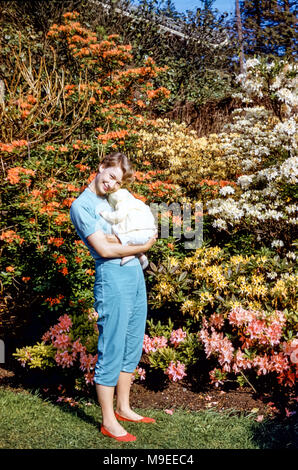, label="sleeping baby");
[100,188,157,269]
